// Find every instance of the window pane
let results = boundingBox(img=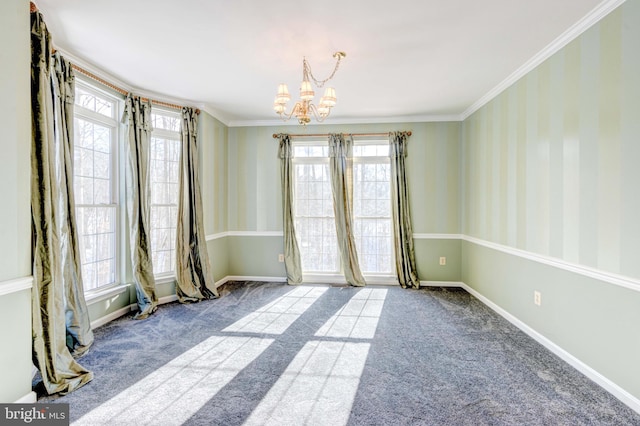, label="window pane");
[93,151,110,179]
[353,153,393,275]
[149,131,180,275]
[73,86,117,292]
[151,113,181,132]
[94,179,110,204]
[75,87,114,118]
[294,145,328,158]
[293,155,339,274]
[77,206,116,291]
